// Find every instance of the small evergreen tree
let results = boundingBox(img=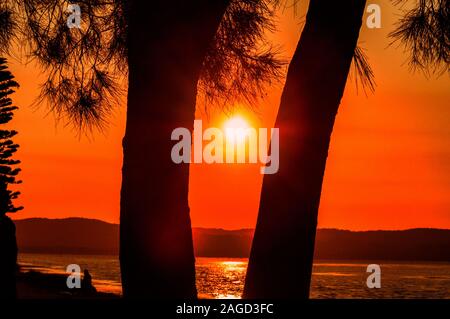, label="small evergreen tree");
[0,57,22,215]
